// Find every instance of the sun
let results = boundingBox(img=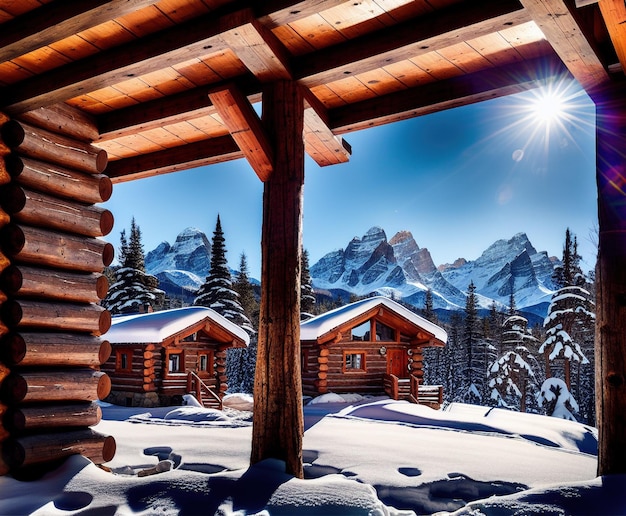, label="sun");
[529,88,568,126]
